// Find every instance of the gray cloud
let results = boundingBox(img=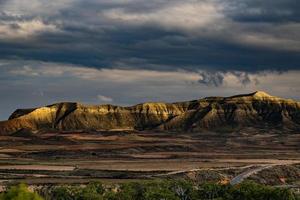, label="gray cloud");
[231,71,251,86]
[97,95,113,103]
[198,71,224,87]
[197,71,261,87]
[224,0,300,23]
[0,0,299,71]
